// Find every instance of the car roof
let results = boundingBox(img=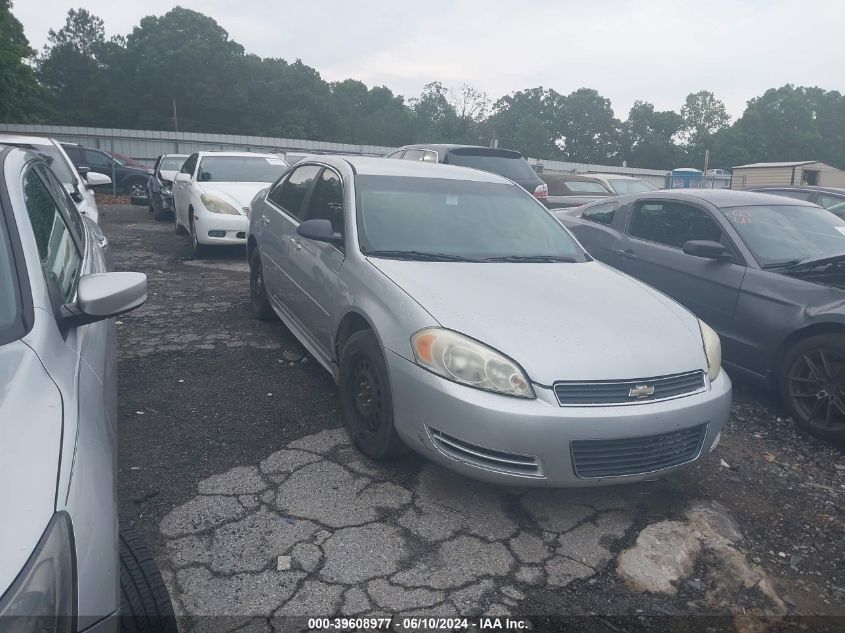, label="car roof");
[0,134,59,147]
[613,188,819,208]
[160,153,189,158]
[587,173,650,181]
[752,185,845,196]
[197,151,285,159]
[304,155,515,184]
[397,143,525,156]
